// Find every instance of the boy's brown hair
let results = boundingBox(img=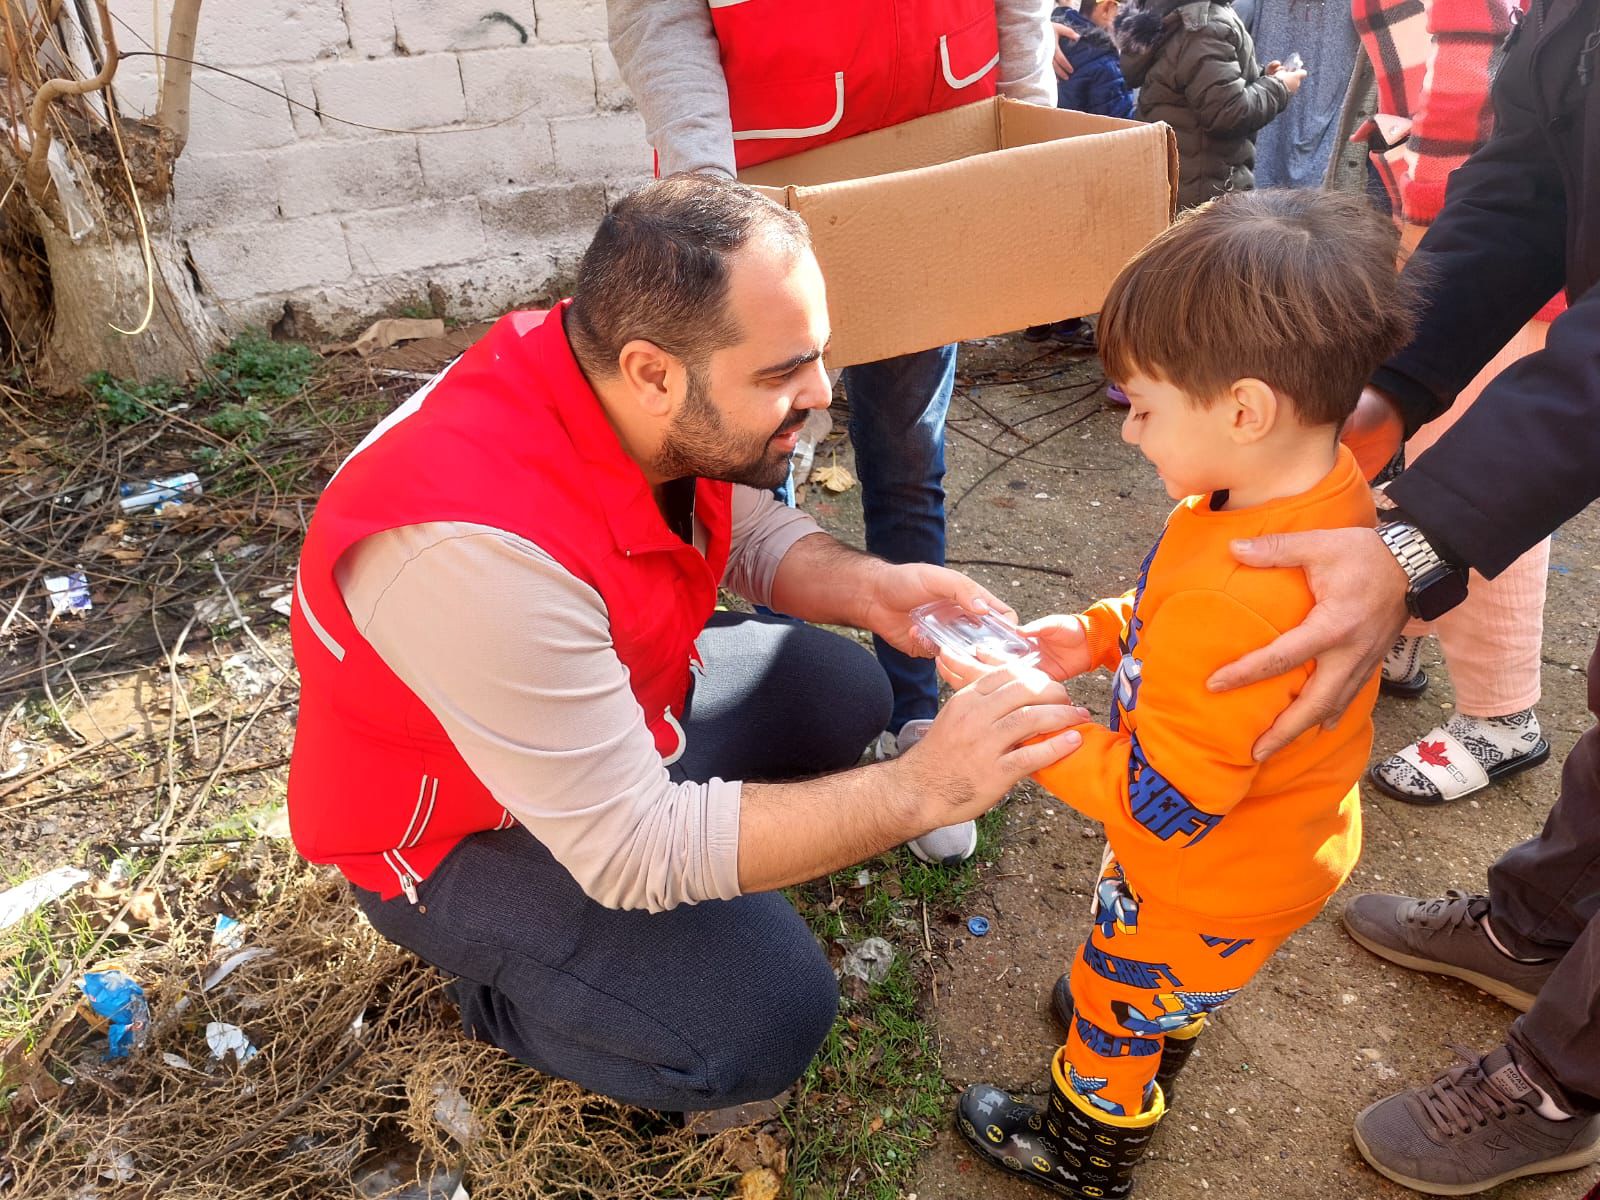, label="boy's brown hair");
[1097,189,1419,426]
